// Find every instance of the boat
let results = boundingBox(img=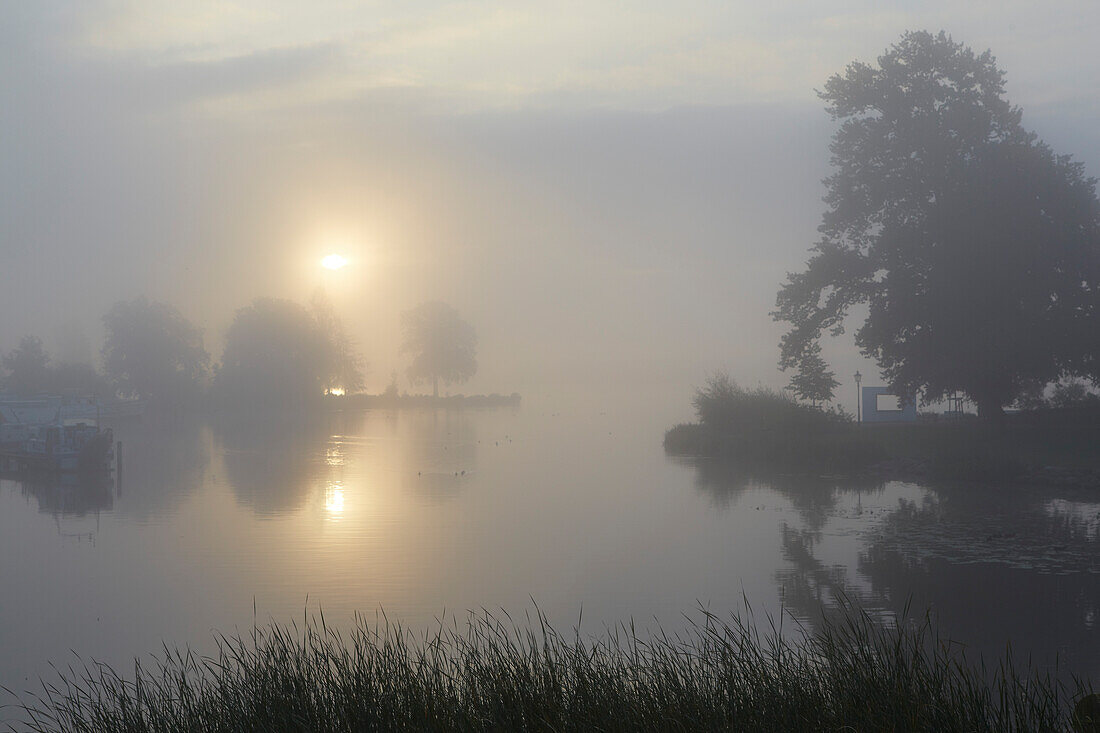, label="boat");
[0,396,115,474]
